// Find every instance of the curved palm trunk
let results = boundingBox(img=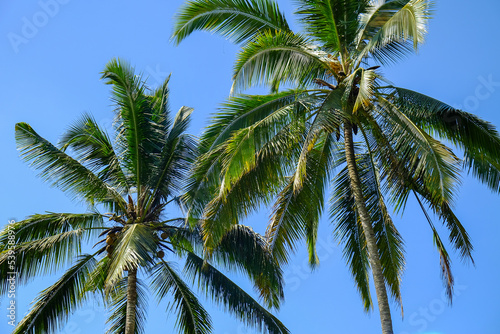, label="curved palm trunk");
[125,268,138,334]
[344,122,394,334]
